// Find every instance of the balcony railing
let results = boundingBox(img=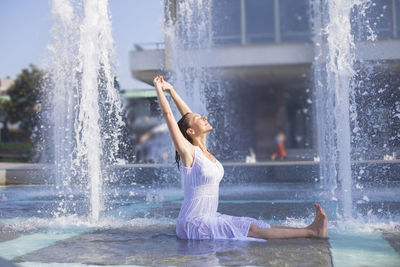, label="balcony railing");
[133,42,165,51]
